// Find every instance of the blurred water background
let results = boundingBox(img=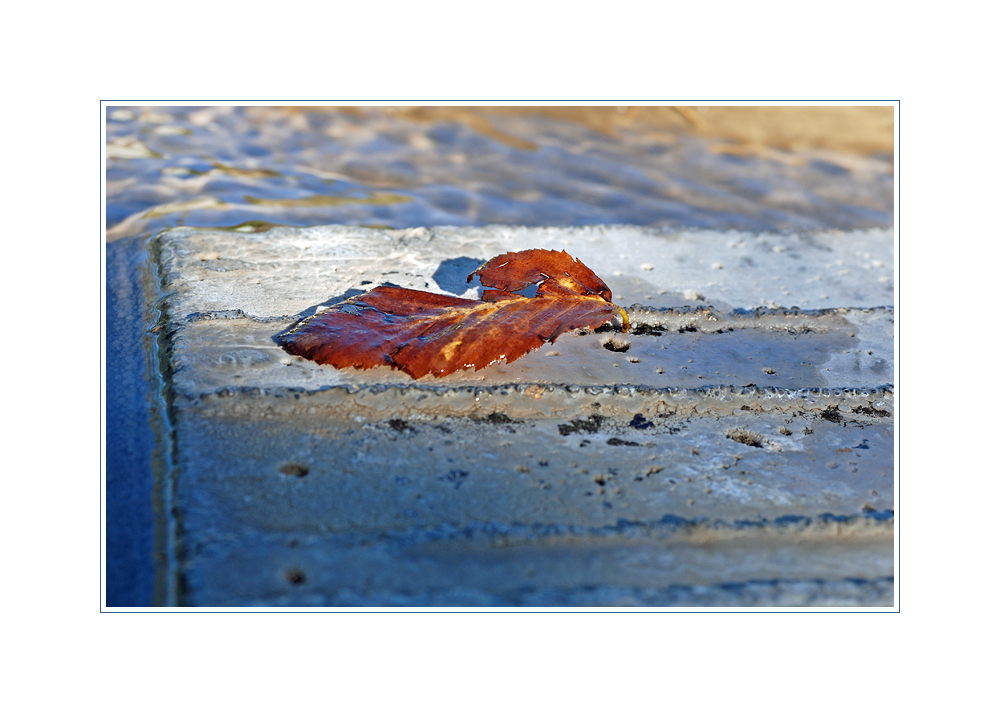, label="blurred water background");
[105,105,894,606]
[107,105,893,241]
